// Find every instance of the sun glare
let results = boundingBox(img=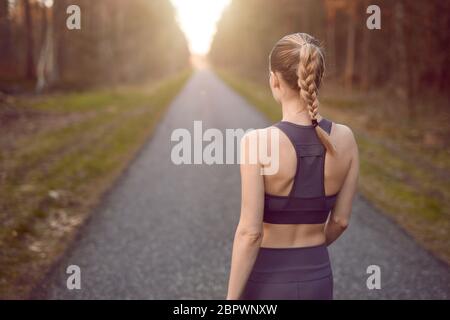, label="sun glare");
[170,0,231,55]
